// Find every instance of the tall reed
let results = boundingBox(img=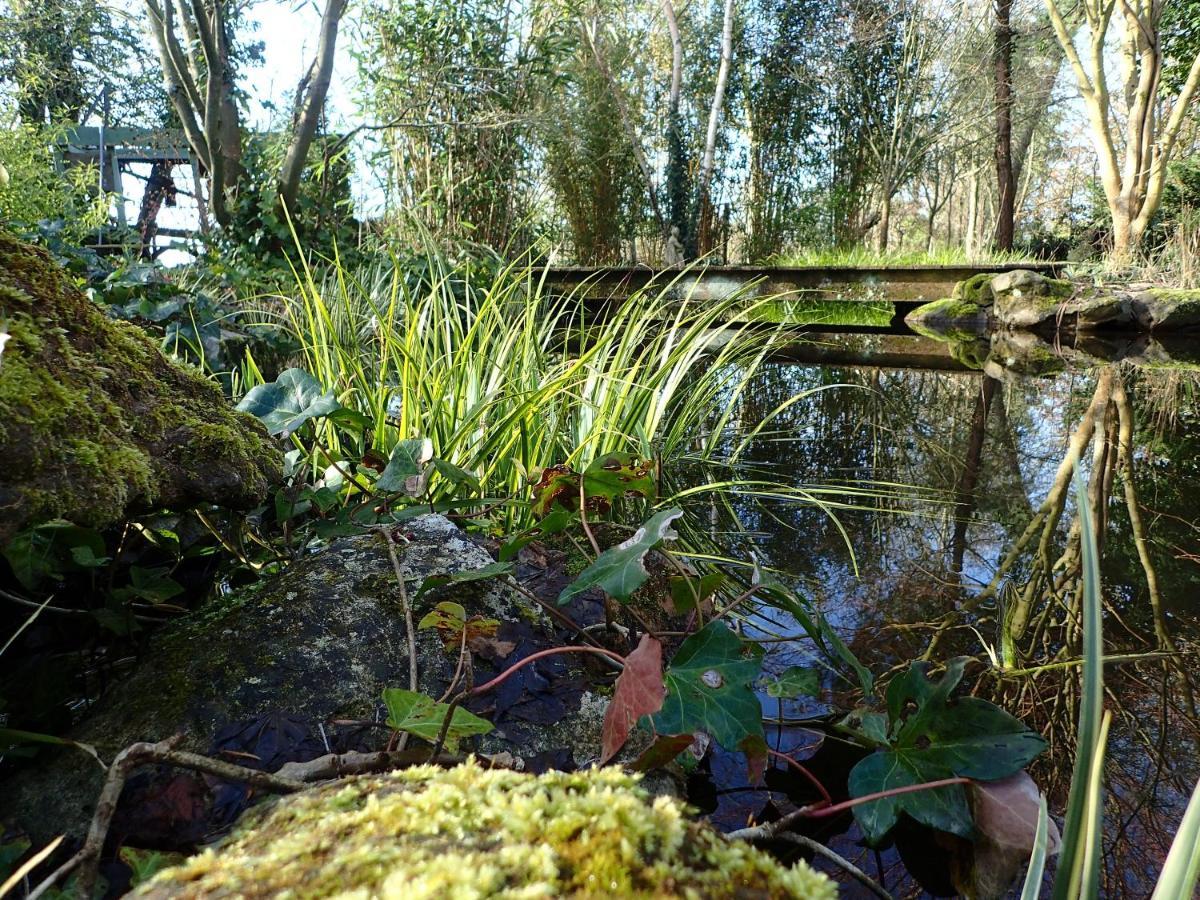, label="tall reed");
[243,245,859,533]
